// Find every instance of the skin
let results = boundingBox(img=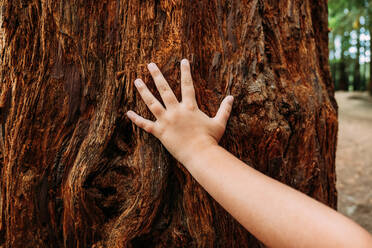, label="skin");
[126,59,372,248]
